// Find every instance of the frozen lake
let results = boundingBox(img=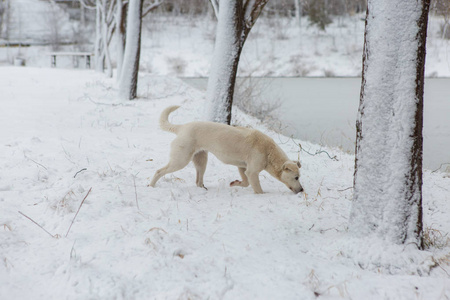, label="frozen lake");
[182,77,450,171]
